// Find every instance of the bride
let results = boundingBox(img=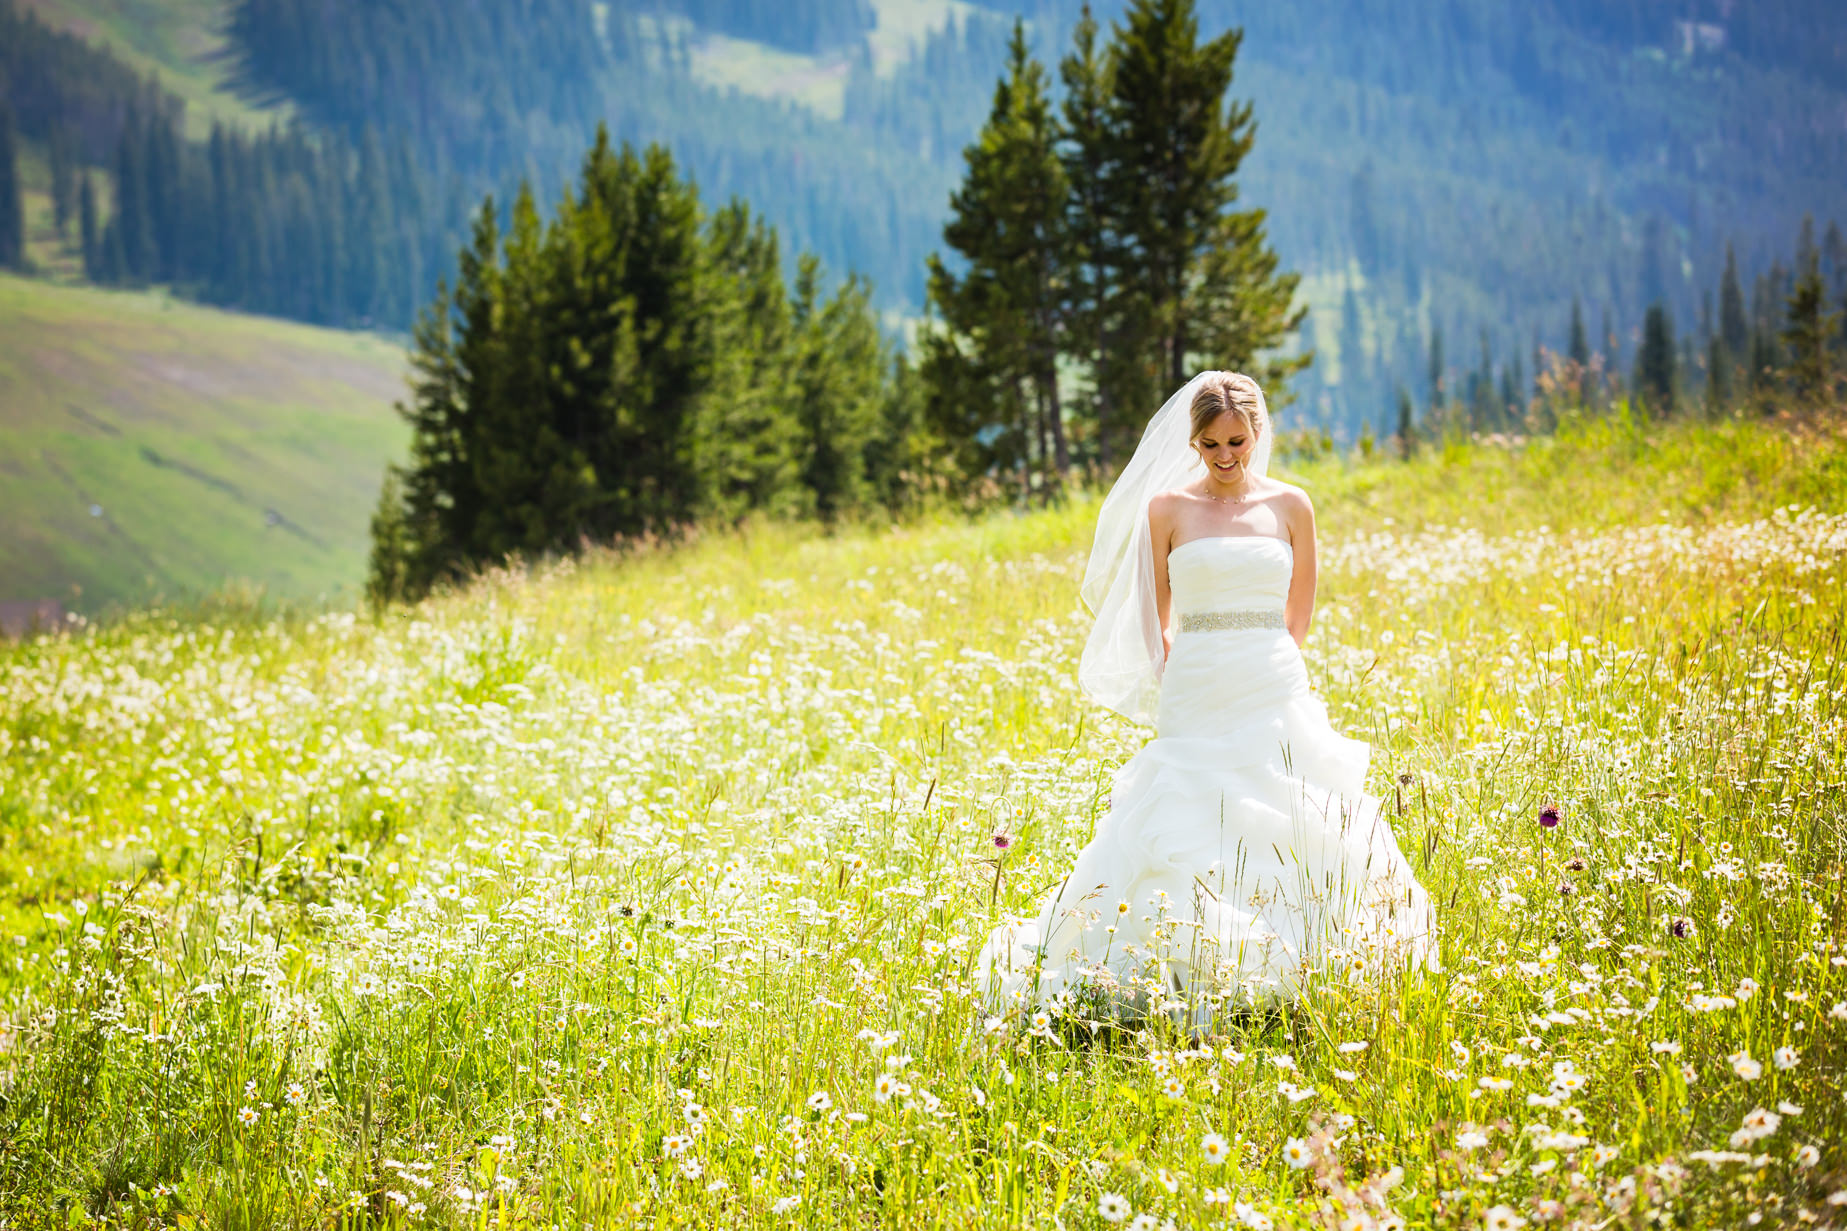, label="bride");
[978,371,1439,1028]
